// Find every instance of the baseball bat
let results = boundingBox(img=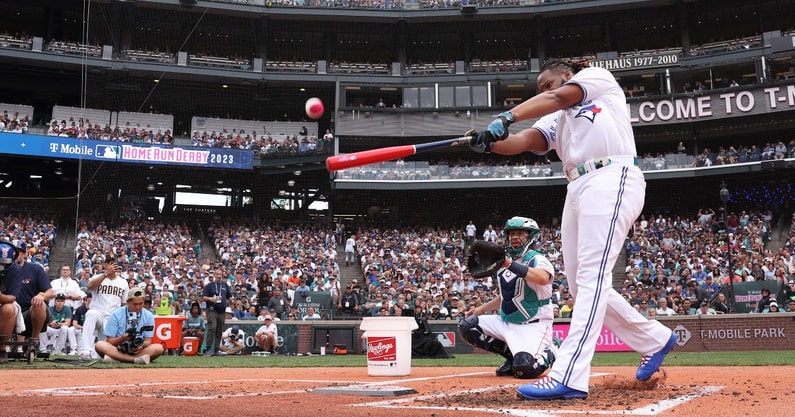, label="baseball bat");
[325,136,470,172]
